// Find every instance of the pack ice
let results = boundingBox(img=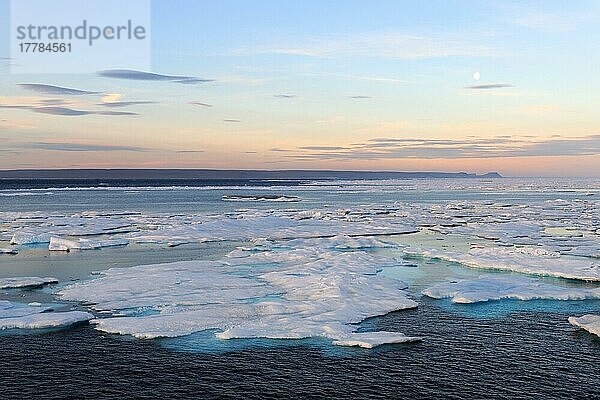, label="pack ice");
[423,276,600,303]
[7,214,135,245]
[0,300,93,331]
[128,215,418,245]
[404,245,600,281]
[58,238,418,348]
[0,276,58,289]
